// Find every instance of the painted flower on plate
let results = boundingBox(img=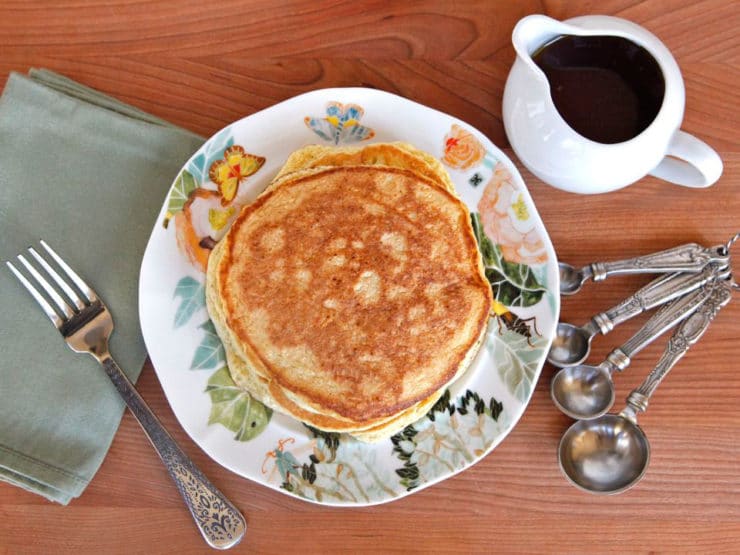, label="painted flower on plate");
[442,124,485,169]
[477,162,547,265]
